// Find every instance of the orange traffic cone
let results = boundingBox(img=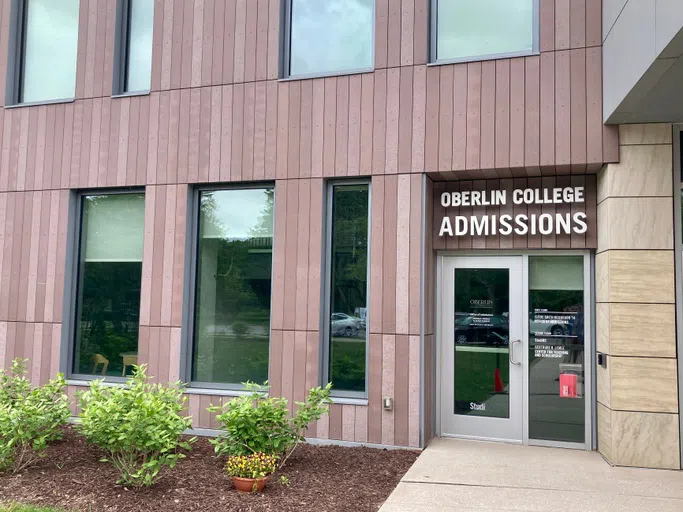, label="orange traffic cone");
[494,368,504,393]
